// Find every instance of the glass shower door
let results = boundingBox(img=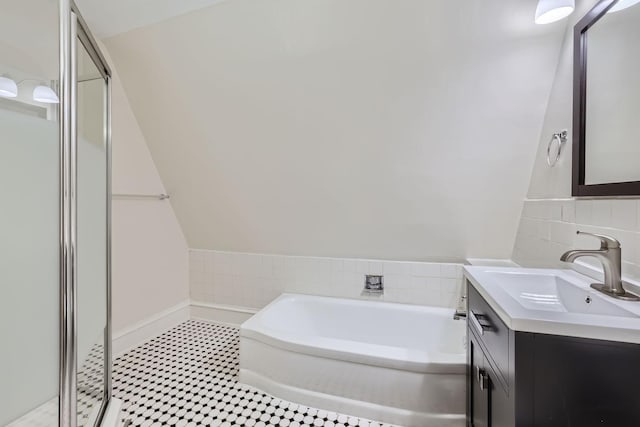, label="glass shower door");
[0,0,60,425]
[75,18,111,427]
